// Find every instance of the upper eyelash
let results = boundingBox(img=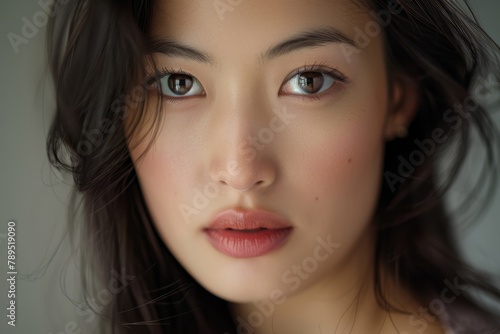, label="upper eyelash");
[146,67,193,86]
[285,61,349,84]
